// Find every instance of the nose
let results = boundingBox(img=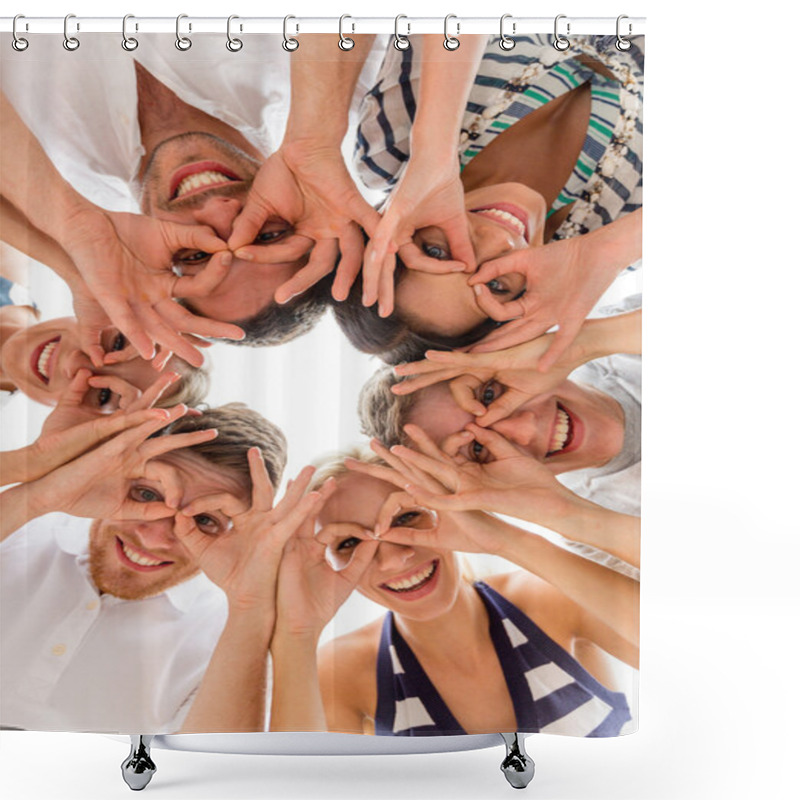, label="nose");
[61,344,92,380]
[469,214,518,262]
[133,518,178,552]
[189,196,243,240]
[374,541,416,572]
[490,411,539,449]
